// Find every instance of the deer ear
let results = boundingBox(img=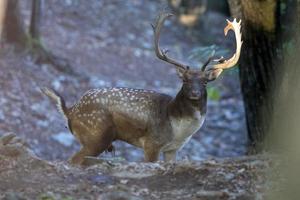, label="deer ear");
[205,68,223,82]
[176,68,186,79]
